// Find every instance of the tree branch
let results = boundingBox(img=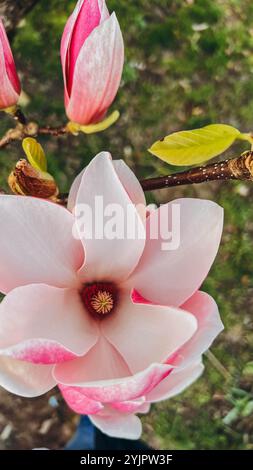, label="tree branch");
[56,152,253,205]
[0,0,40,38]
[0,121,68,148]
[140,152,253,191]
